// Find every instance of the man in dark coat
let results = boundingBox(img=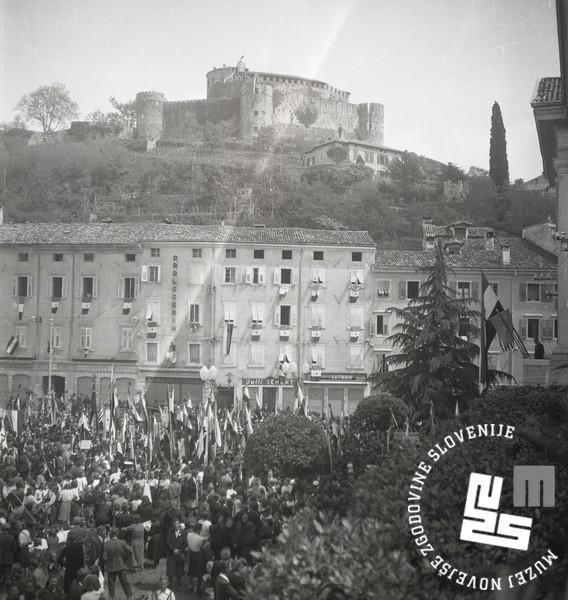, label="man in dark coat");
[103,527,132,599]
[166,519,187,590]
[0,524,15,577]
[57,531,85,593]
[214,561,244,600]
